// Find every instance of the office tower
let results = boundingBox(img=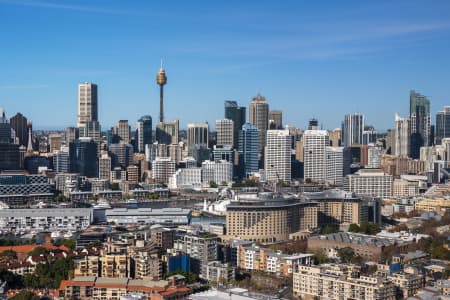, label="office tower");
[212,145,234,165]
[168,143,182,163]
[435,106,450,145]
[136,115,152,153]
[126,165,139,183]
[9,112,28,147]
[362,126,377,145]
[385,129,395,155]
[99,153,112,180]
[77,82,98,127]
[156,119,179,145]
[79,121,101,153]
[238,123,259,176]
[0,109,19,171]
[216,119,234,147]
[265,130,291,182]
[329,128,341,147]
[187,123,209,148]
[156,62,168,123]
[303,130,329,183]
[394,113,410,157]
[410,90,431,158]
[114,120,131,144]
[268,110,282,129]
[342,113,364,147]
[109,143,134,169]
[66,127,79,145]
[152,157,176,184]
[69,137,98,178]
[308,118,319,130]
[53,146,70,173]
[249,94,269,152]
[224,100,246,149]
[48,133,62,152]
